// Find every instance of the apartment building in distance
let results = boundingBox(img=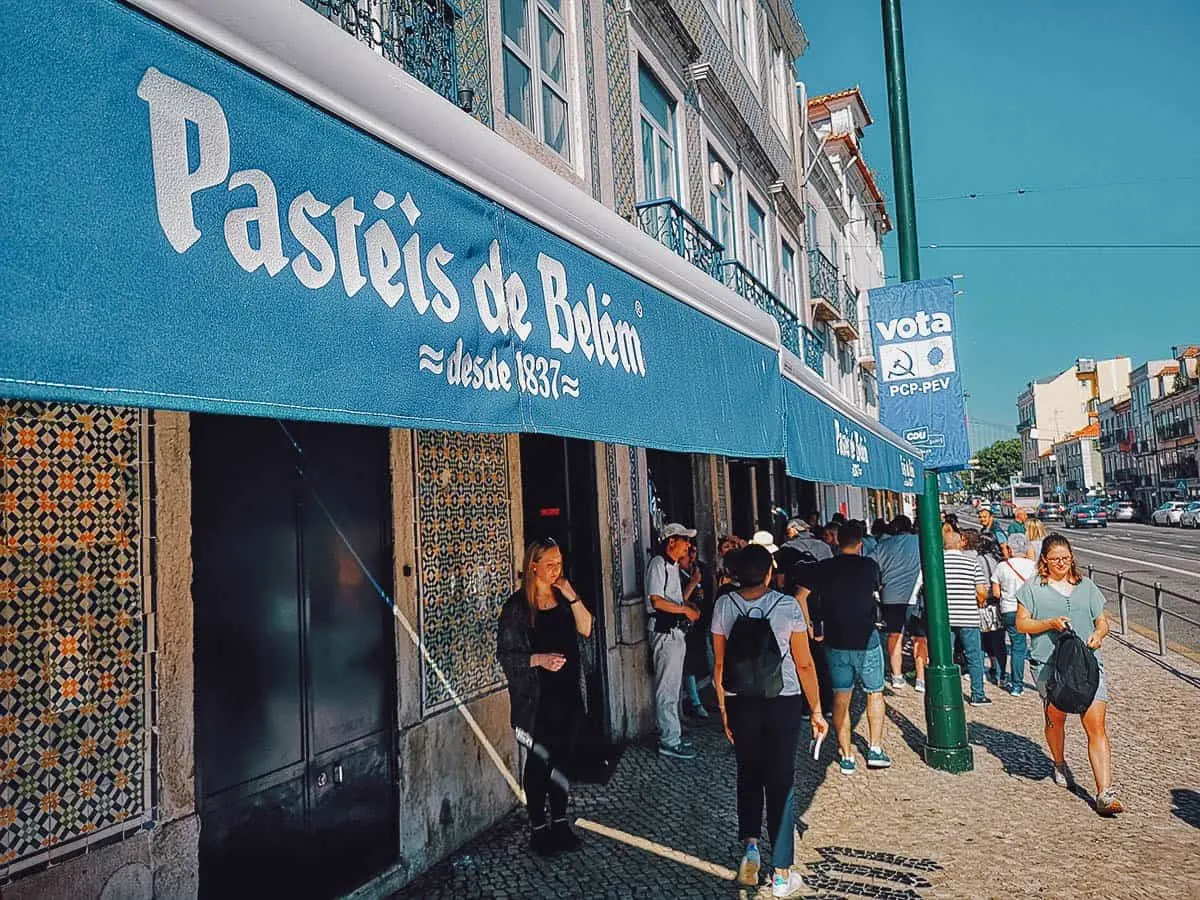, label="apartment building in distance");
[1016,357,1132,488]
